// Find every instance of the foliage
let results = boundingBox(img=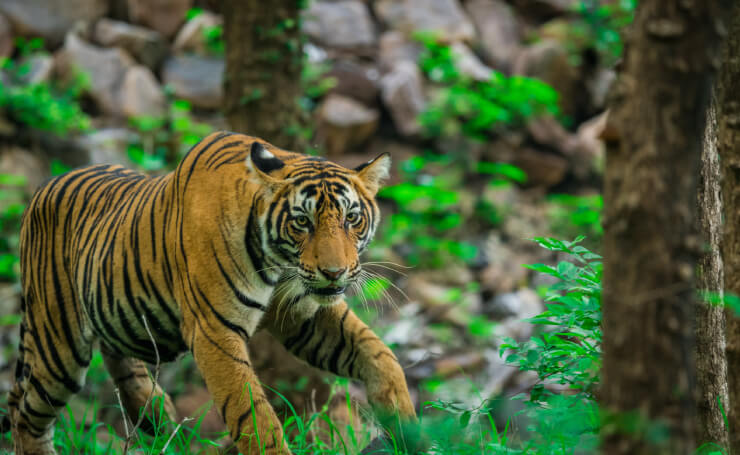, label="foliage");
[185,8,224,55]
[0,38,90,135]
[547,193,603,246]
[0,173,26,280]
[127,97,212,172]
[417,33,559,142]
[572,0,636,65]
